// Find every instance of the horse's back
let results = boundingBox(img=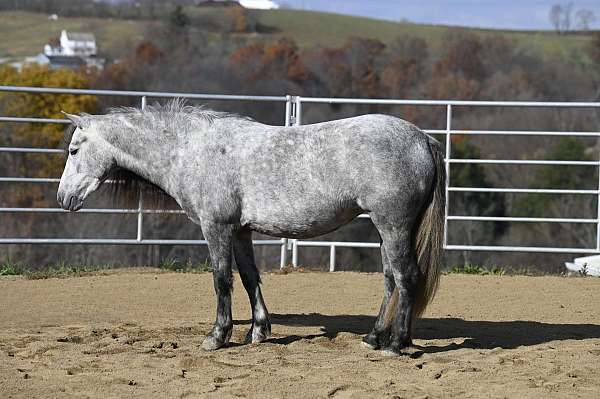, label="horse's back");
[271,114,434,196]
[231,114,435,237]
